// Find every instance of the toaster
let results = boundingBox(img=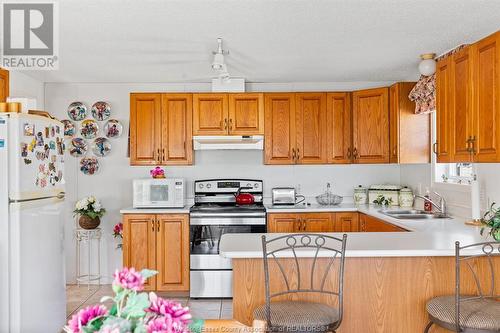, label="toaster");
[272,187,296,205]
